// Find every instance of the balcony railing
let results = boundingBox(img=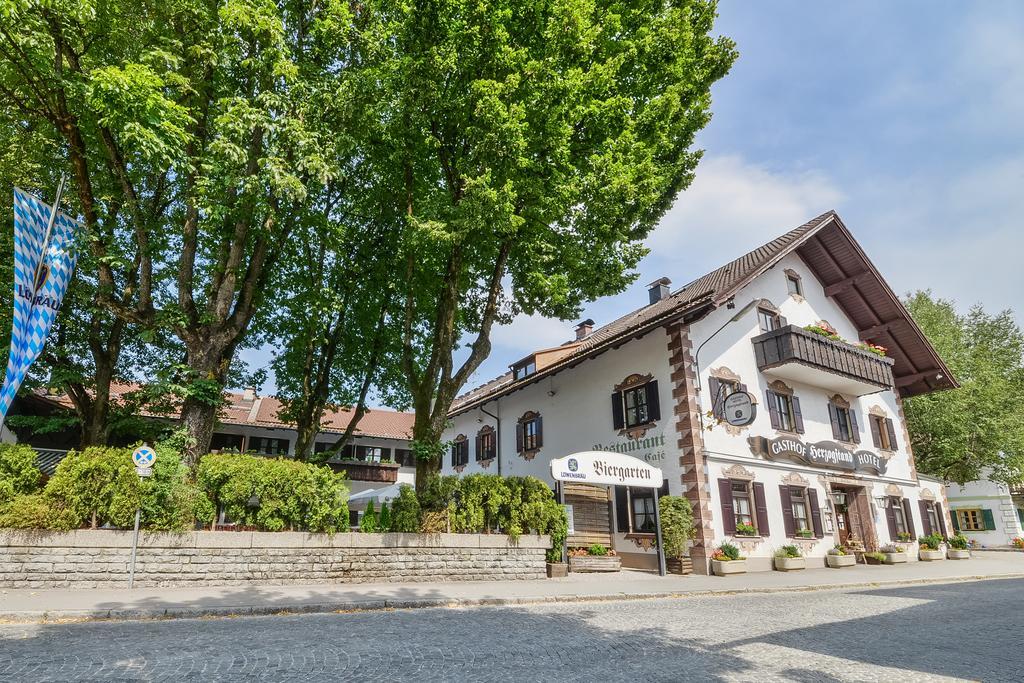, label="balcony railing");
[327,460,400,483]
[752,325,895,396]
